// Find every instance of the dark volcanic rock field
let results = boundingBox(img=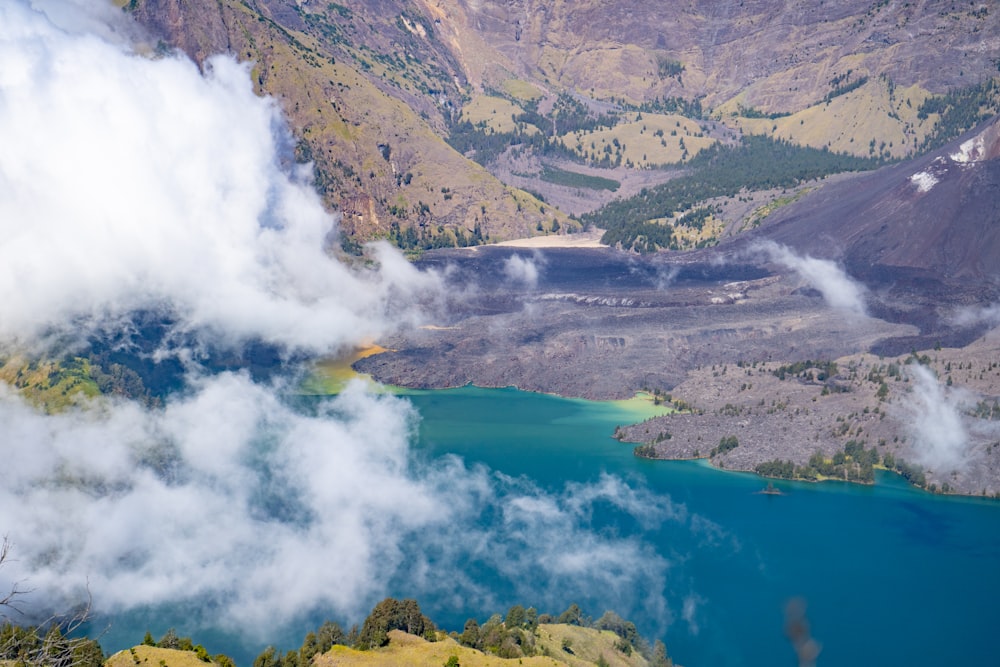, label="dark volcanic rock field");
[357,246,920,399]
